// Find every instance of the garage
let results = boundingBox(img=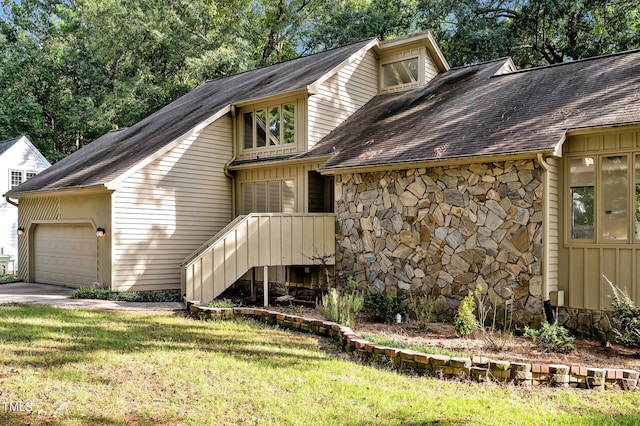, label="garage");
[34,224,97,287]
